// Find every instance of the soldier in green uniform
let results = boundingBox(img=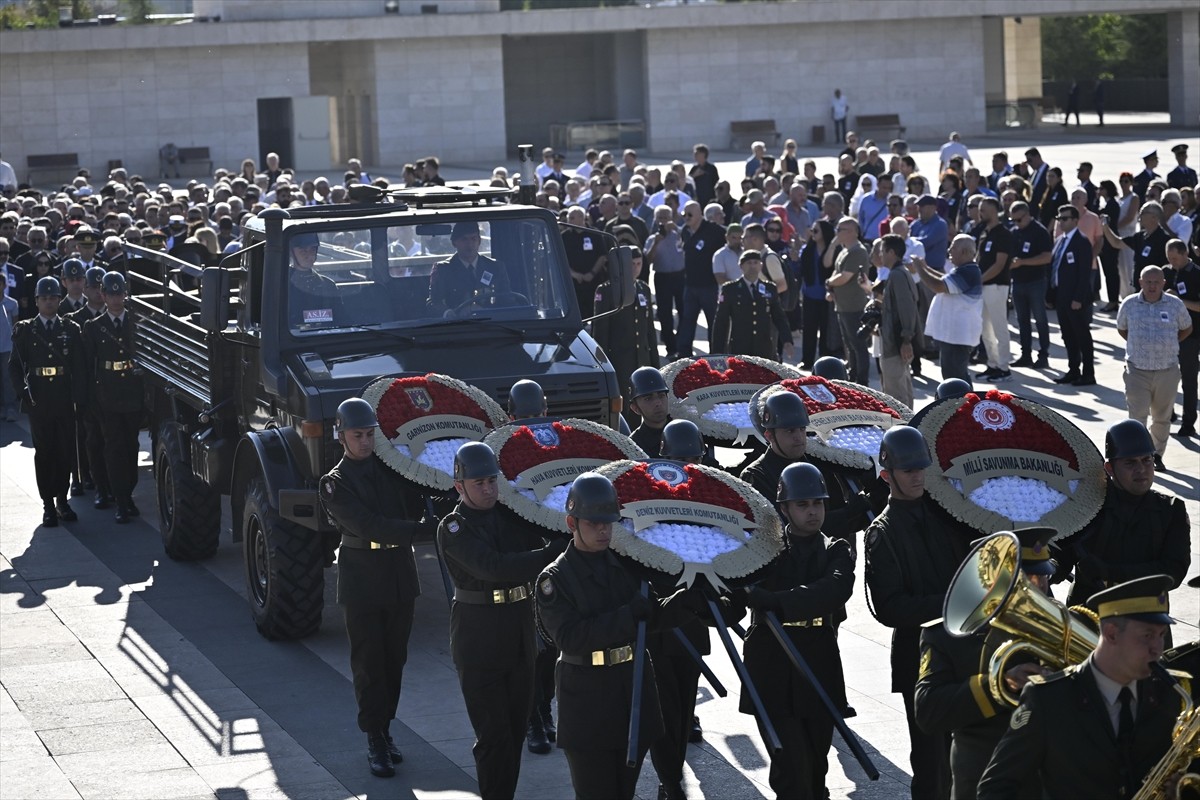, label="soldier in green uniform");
[438,441,567,800]
[7,275,85,526]
[864,426,972,800]
[536,473,701,800]
[741,462,855,799]
[592,246,659,405]
[914,527,1059,800]
[627,366,671,457]
[319,398,424,778]
[81,272,144,523]
[68,267,112,509]
[711,249,795,360]
[1059,420,1191,617]
[978,575,1182,800]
